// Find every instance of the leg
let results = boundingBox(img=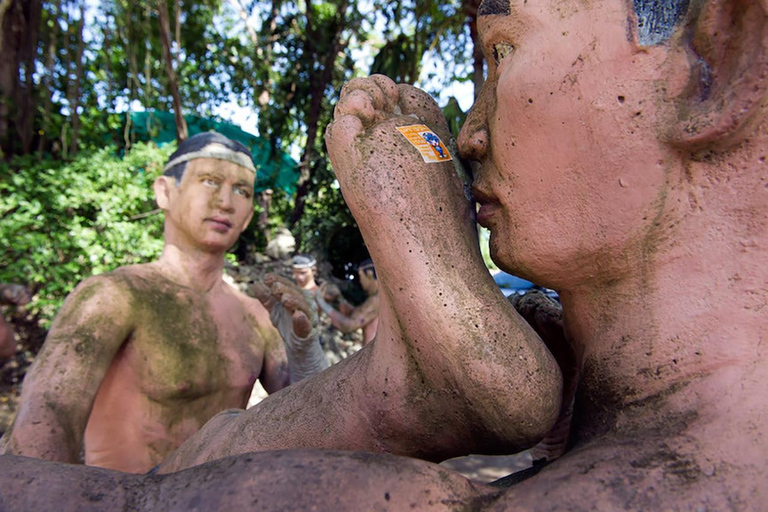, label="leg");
[160,76,561,472]
[0,452,497,511]
[324,75,563,456]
